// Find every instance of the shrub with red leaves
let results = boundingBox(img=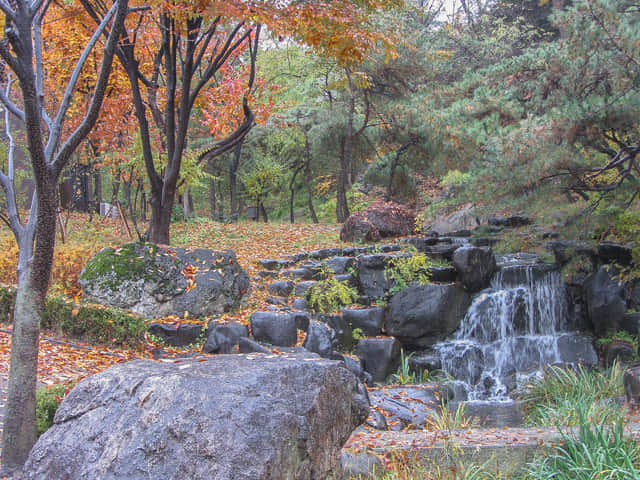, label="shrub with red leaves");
[340,201,415,242]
